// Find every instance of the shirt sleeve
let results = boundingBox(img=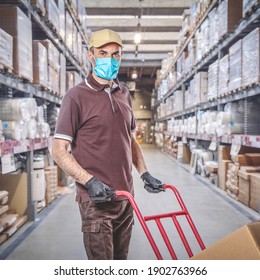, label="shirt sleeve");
[127,92,137,132]
[54,93,80,142]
